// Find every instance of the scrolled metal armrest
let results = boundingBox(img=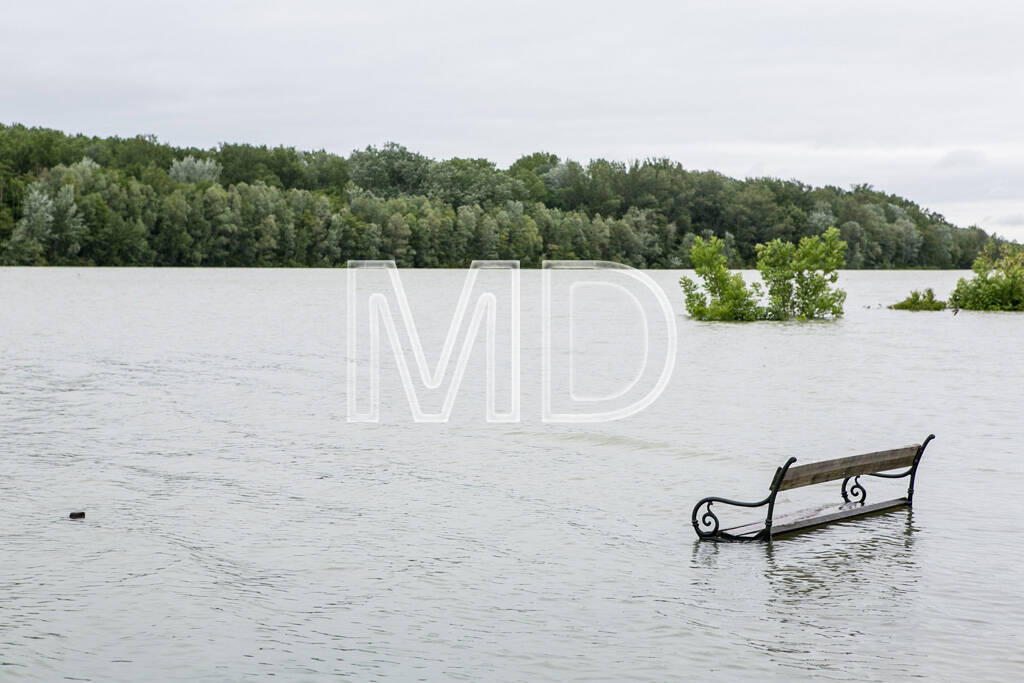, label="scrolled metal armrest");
[692,457,797,541]
[691,493,773,538]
